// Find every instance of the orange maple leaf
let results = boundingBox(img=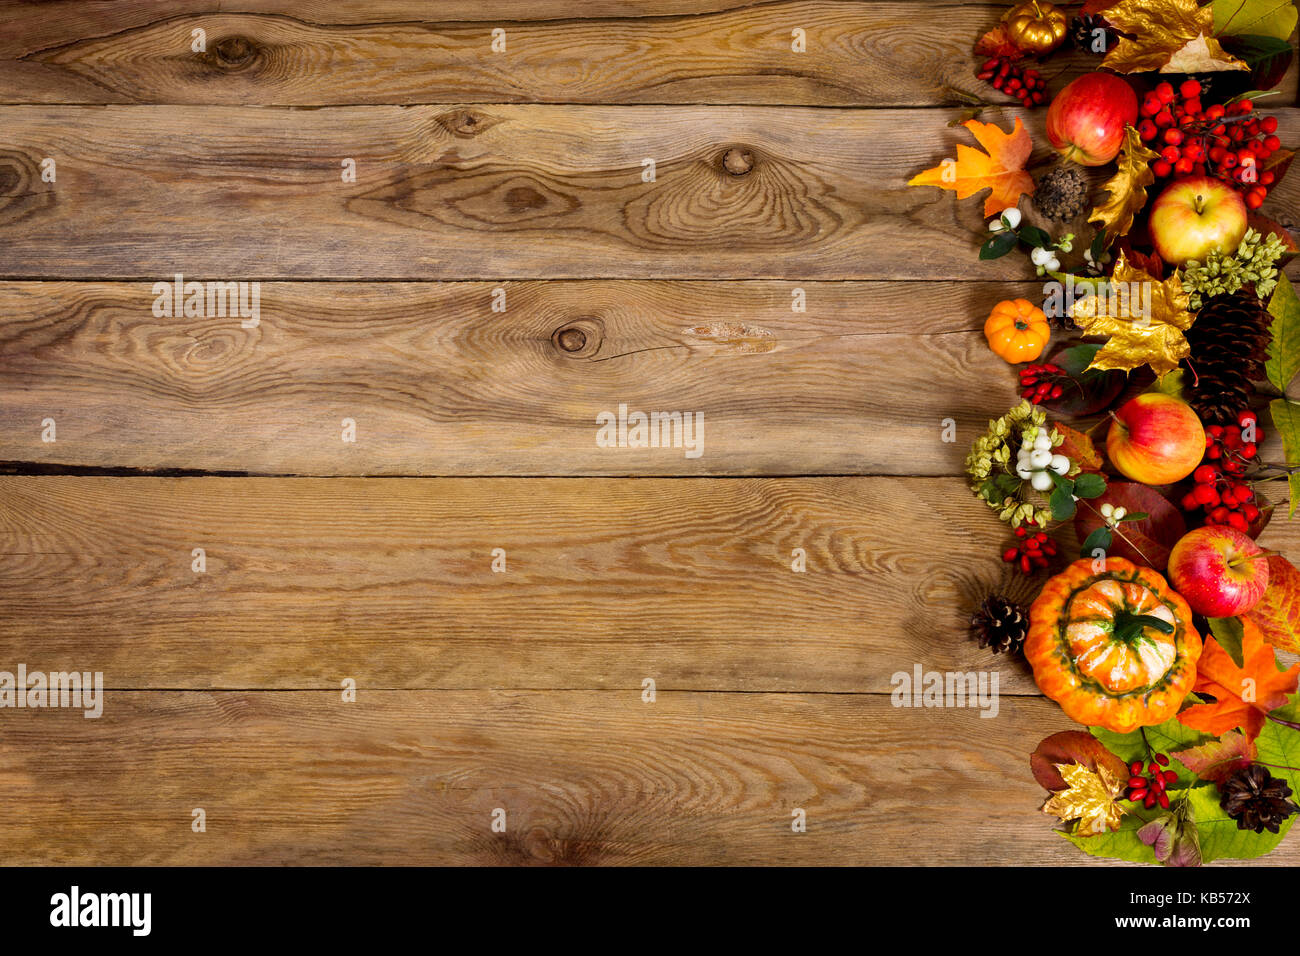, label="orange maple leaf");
[1177,617,1300,740]
[908,117,1035,218]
